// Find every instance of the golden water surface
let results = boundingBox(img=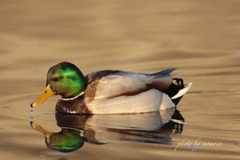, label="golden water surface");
[0,0,240,159]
